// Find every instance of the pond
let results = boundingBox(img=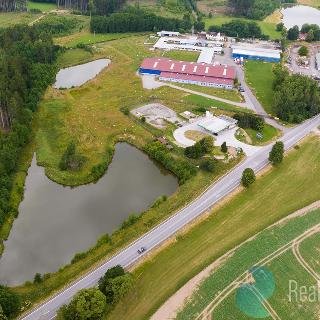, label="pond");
[54,59,111,89]
[0,143,178,286]
[282,5,320,29]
